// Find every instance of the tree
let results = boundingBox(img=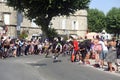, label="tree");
[19,30,28,39]
[106,7,120,38]
[87,9,106,32]
[6,0,90,40]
